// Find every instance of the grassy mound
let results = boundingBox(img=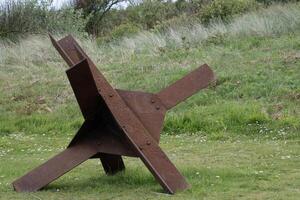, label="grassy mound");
[0,2,299,199]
